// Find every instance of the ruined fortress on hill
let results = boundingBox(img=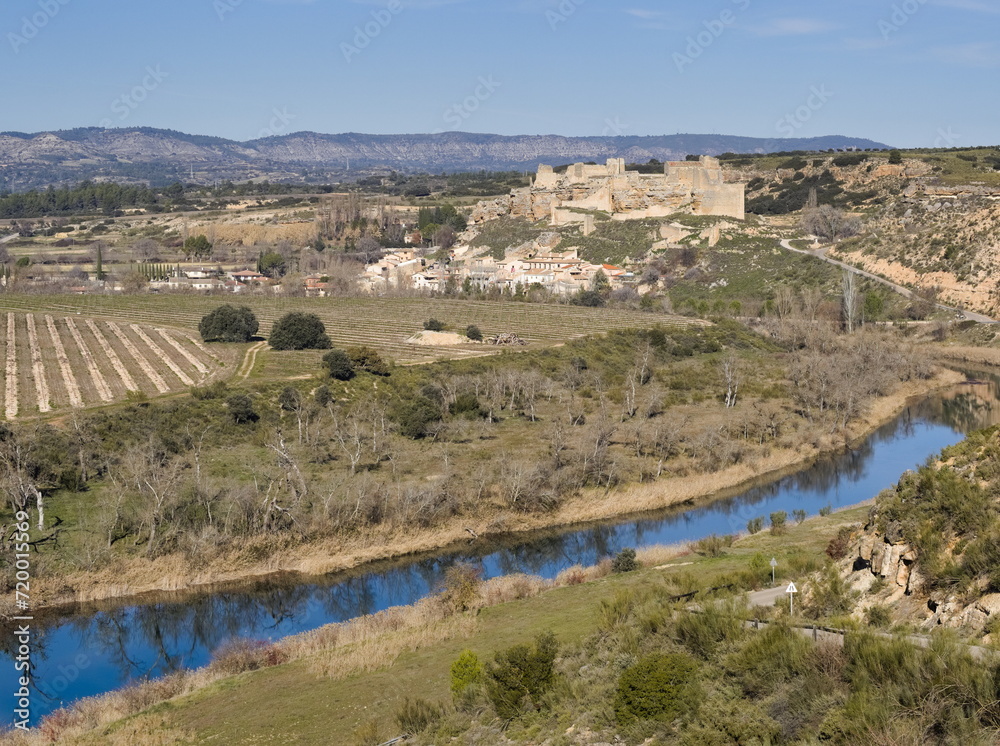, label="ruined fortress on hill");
[471,156,746,227]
